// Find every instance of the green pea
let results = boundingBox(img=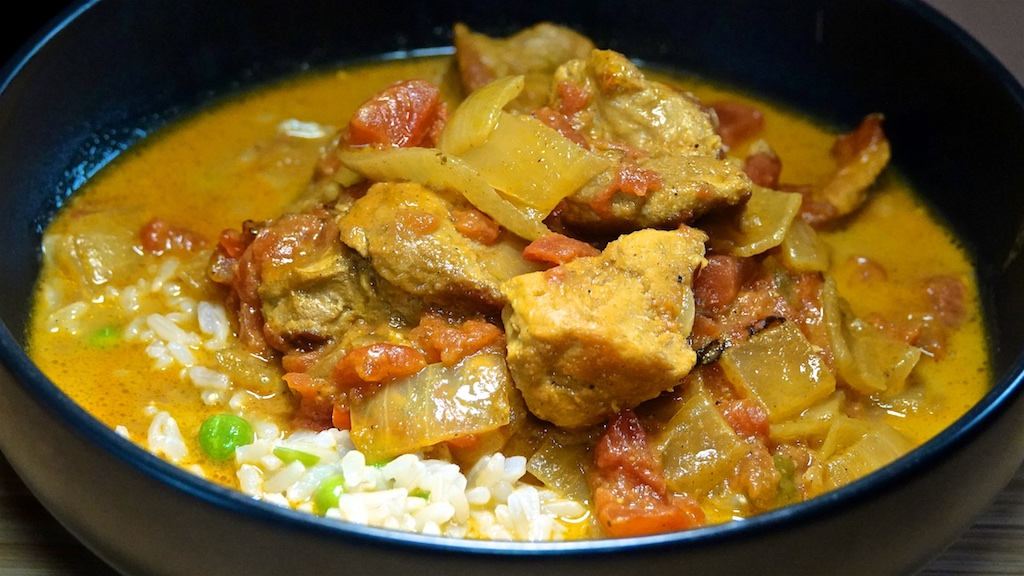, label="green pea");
[314,474,346,515]
[773,454,799,505]
[89,325,120,349]
[198,414,254,461]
